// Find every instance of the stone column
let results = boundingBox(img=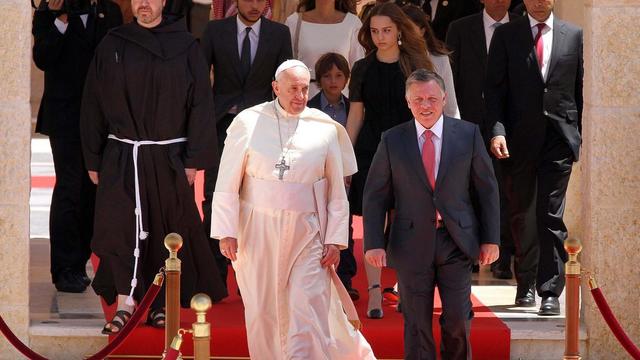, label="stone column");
[581,0,640,358]
[0,1,32,359]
